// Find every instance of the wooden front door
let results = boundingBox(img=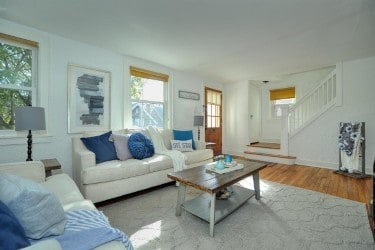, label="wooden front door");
[205,87,222,156]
